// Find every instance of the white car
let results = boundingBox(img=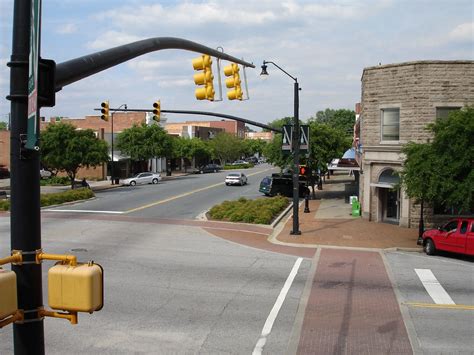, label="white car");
[40,169,52,178]
[121,172,162,186]
[225,172,248,186]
